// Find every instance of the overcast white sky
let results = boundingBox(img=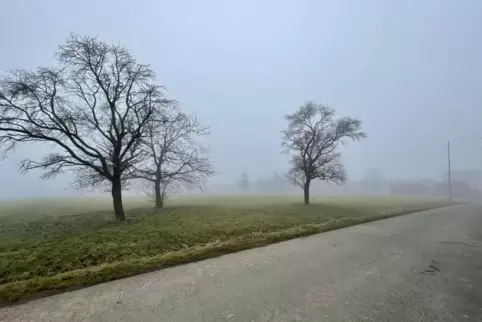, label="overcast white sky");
[1,0,482,198]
